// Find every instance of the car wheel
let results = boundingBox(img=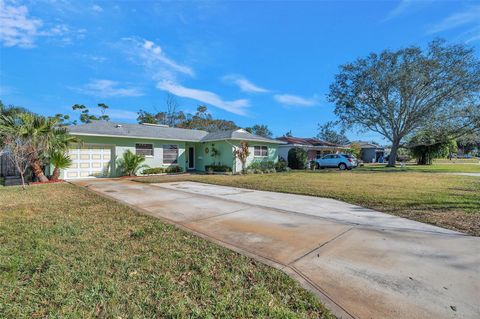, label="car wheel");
[338,163,347,170]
